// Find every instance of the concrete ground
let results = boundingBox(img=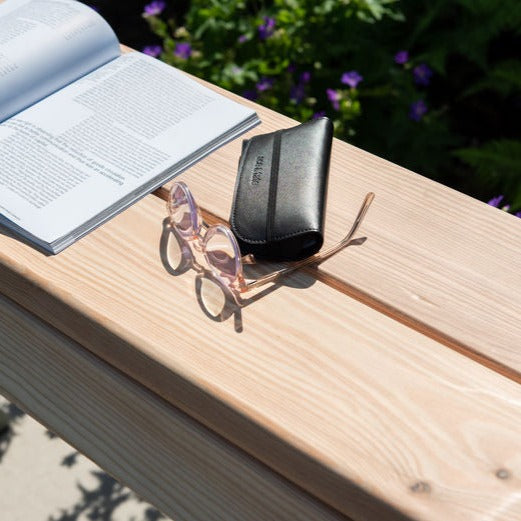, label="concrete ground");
[0,395,169,521]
